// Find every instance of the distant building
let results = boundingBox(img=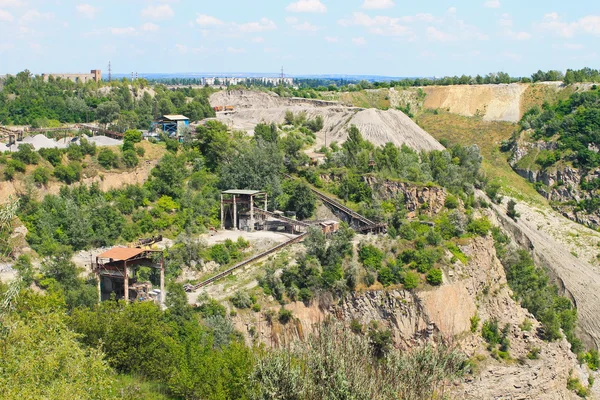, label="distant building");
[42,69,102,83]
[151,114,190,137]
